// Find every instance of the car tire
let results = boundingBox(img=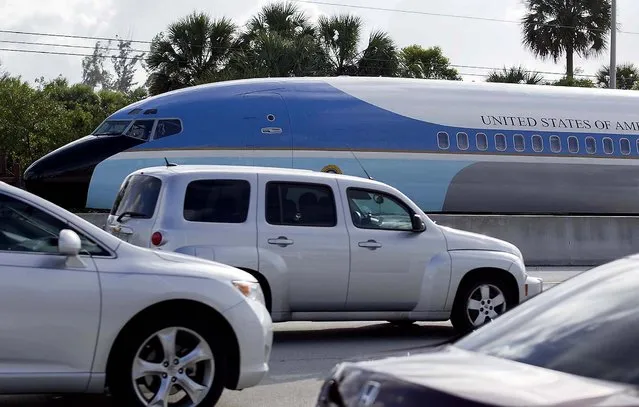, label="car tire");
[108,313,227,407]
[450,275,514,335]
